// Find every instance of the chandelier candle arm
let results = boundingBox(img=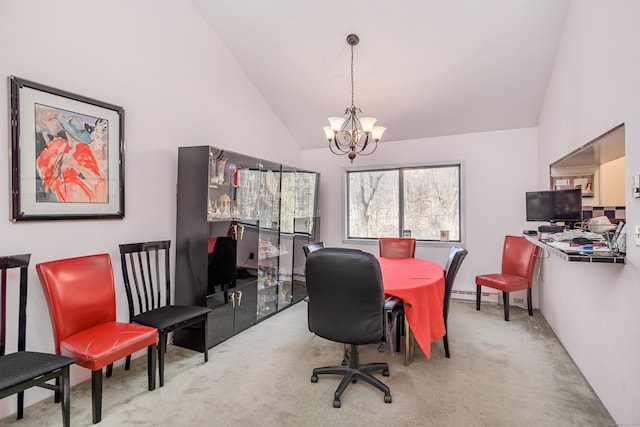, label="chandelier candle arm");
[323,33,385,162]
